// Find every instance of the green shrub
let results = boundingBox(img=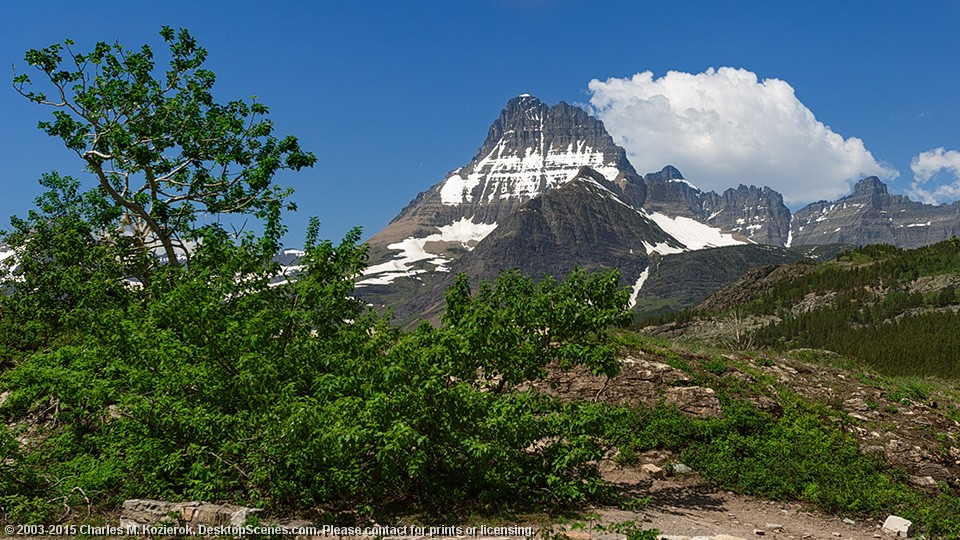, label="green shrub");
[0,201,632,519]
